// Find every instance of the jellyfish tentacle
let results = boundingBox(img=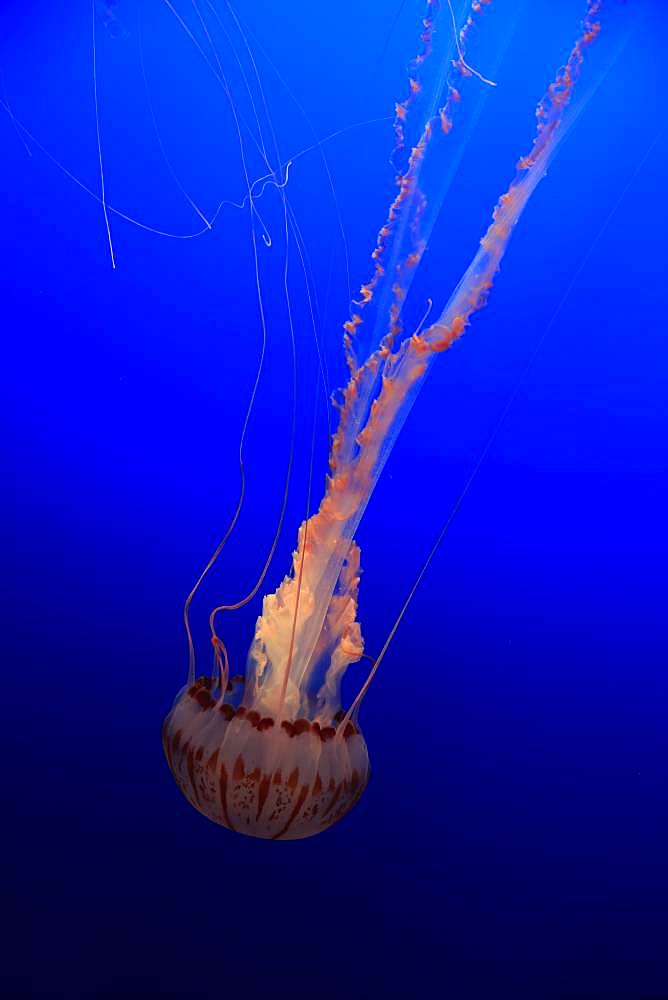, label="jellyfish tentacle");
[185,0,316,686]
[91,0,115,268]
[391,0,439,166]
[215,0,343,433]
[276,502,310,718]
[350,92,668,718]
[445,0,497,90]
[344,0,496,371]
[138,6,211,229]
[373,0,497,352]
[424,0,603,353]
[202,0,342,688]
[248,0,603,731]
[0,88,385,242]
[218,0,354,311]
[205,210,298,653]
[336,0,606,725]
